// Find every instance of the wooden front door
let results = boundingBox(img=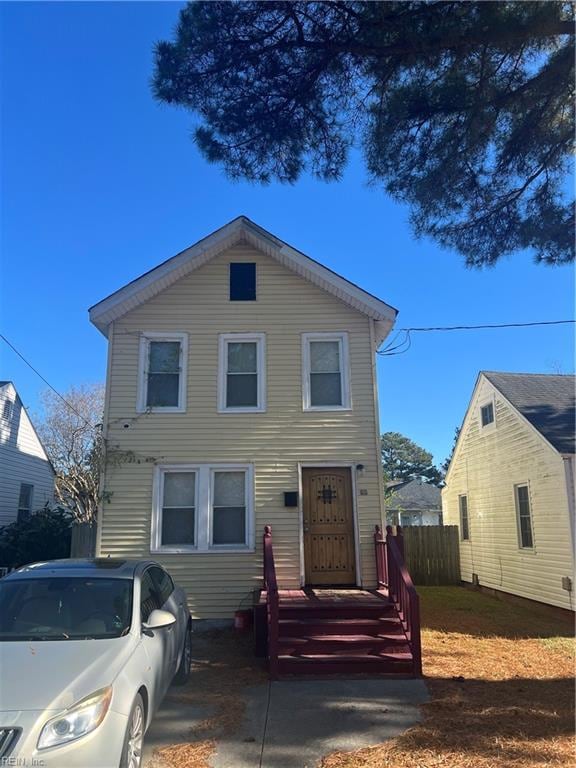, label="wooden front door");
[302,467,356,586]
